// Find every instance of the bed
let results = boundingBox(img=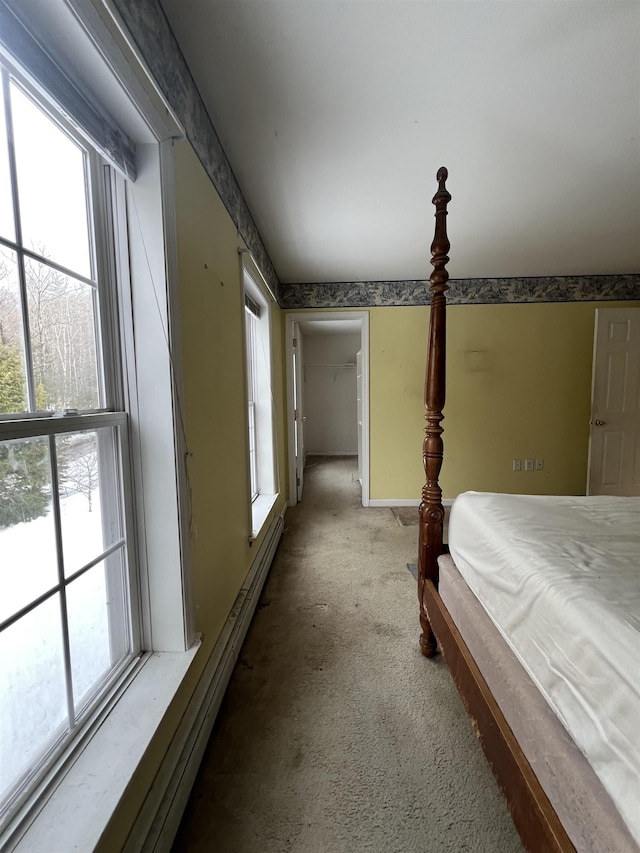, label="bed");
[417,168,640,852]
